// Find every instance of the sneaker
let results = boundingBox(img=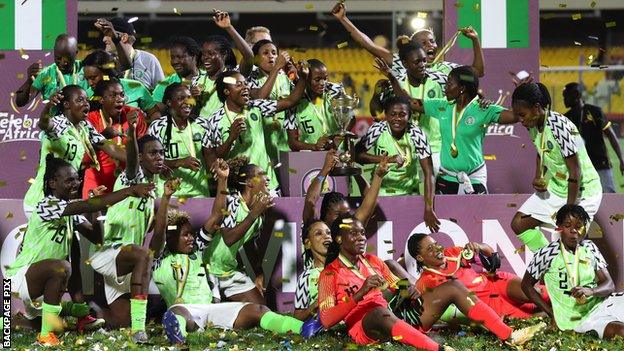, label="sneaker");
[37,332,60,347]
[163,310,186,345]
[509,322,547,345]
[76,315,105,333]
[132,330,149,344]
[300,314,324,339]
